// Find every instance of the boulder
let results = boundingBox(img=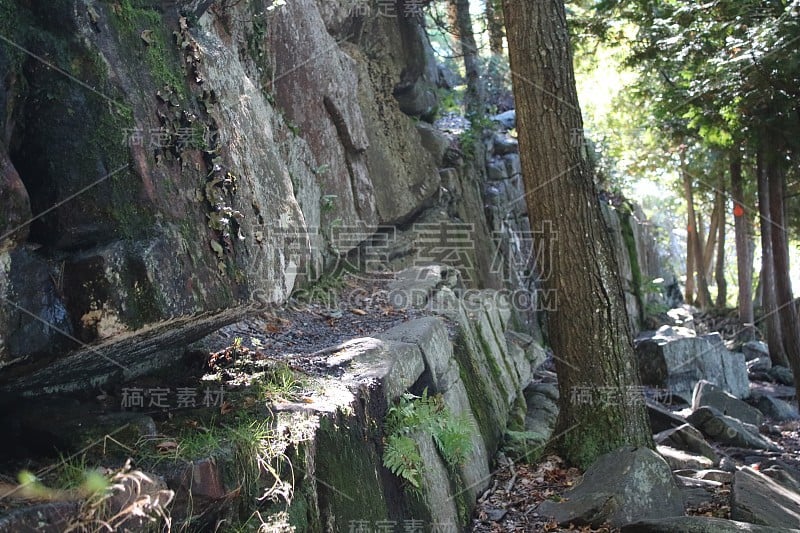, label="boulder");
[751,381,797,400]
[387,265,462,309]
[491,109,516,129]
[636,331,749,401]
[331,337,426,403]
[622,516,799,532]
[731,467,800,528]
[492,133,518,155]
[692,380,763,426]
[756,395,799,421]
[537,446,684,528]
[761,464,800,493]
[505,383,558,461]
[647,400,688,433]
[657,445,714,470]
[674,474,722,509]
[675,474,722,489]
[415,122,450,167]
[767,365,794,386]
[695,469,732,483]
[665,307,695,329]
[743,341,770,361]
[687,407,780,451]
[654,424,718,464]
[747,356,772,373]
